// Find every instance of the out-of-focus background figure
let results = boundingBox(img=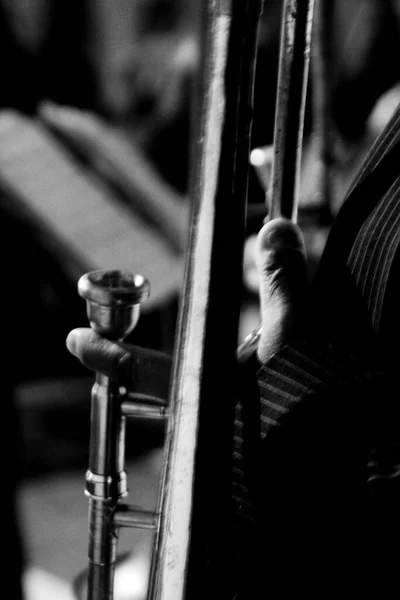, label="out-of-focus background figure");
[2,1,400,599]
